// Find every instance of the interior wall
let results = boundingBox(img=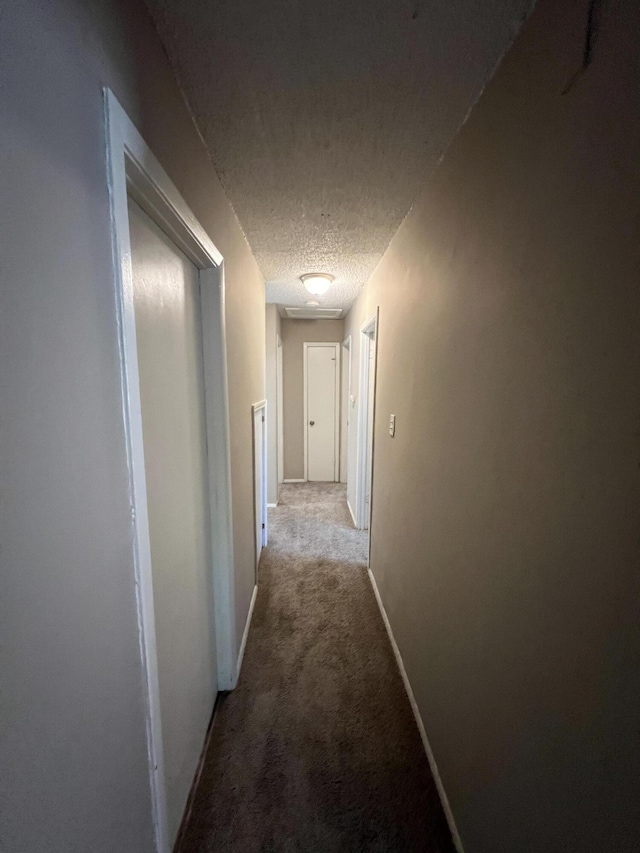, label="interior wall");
[345,0,640,850]
[281,318,344,480]
[265,305,281,503]
[0,0,264,850]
